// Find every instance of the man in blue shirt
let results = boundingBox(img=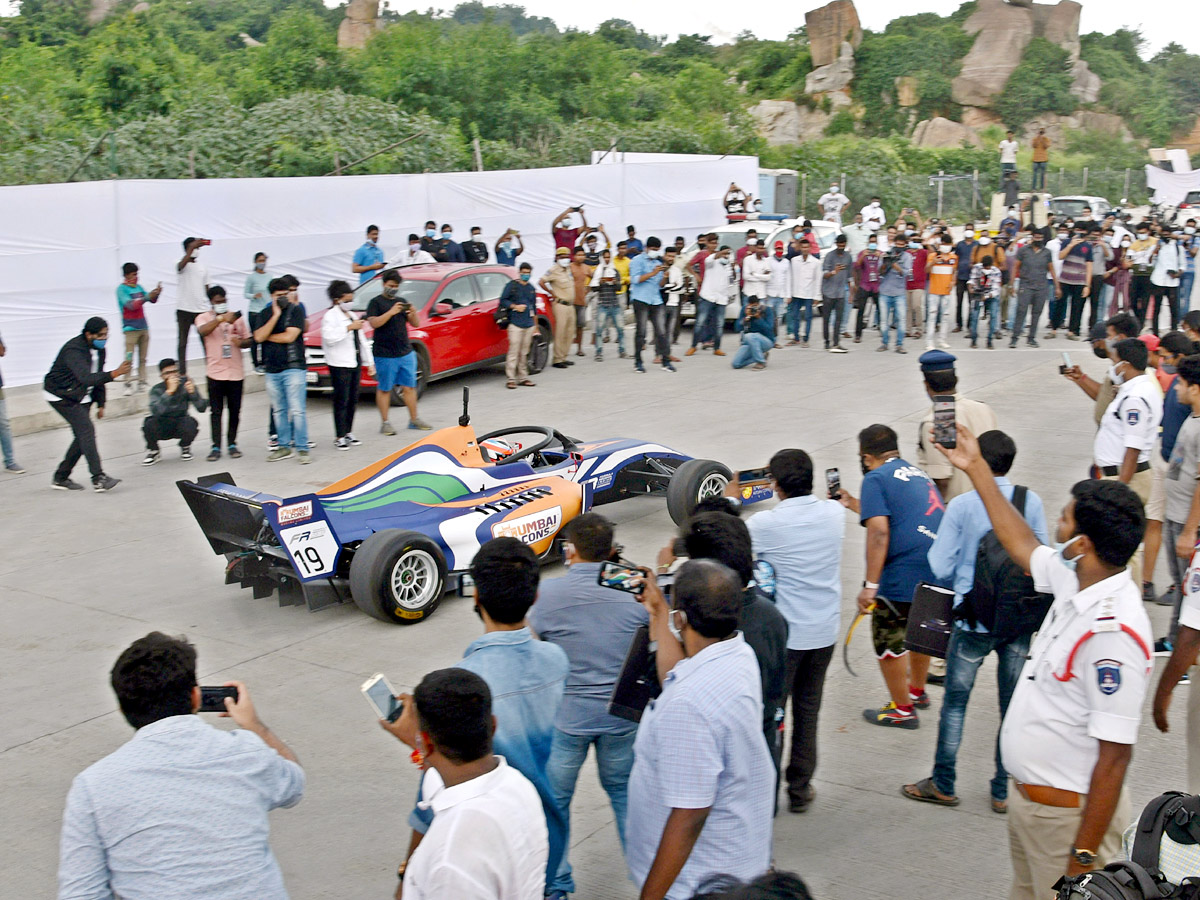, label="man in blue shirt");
[954,227,979,332]
[529,514,648,898]
[625,225,644,258]
[900,430,1048,811]
[626,560,775,900]
[352,224,386,284]
[58,632,304,900]
[747,449,845,813]
[394,538,569,898]
[839,424,944,729]
[629,238,674,374]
